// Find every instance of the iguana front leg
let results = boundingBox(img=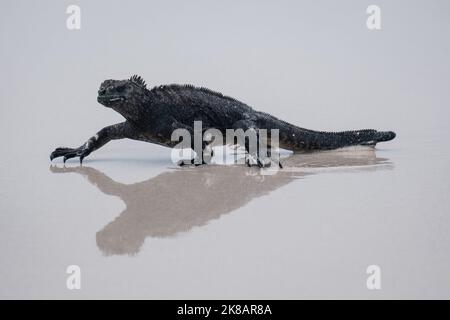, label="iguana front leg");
[50,122,135,164]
